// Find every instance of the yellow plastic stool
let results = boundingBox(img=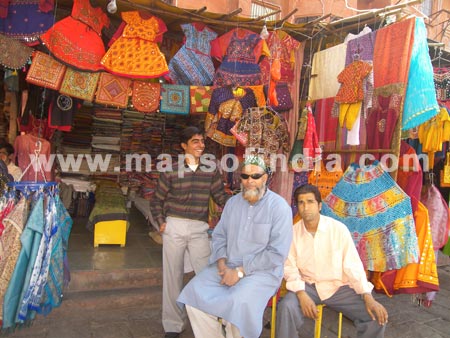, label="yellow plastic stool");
[314,304,343,338]
[270,293,277,338]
